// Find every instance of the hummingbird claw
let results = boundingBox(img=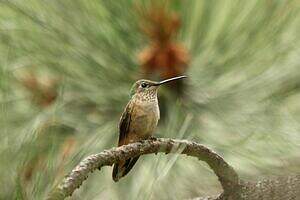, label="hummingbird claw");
[149,136,157,141]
